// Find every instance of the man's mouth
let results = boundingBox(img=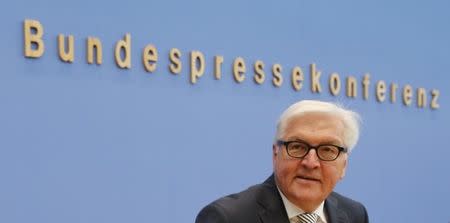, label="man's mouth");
[296,175,320,182]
